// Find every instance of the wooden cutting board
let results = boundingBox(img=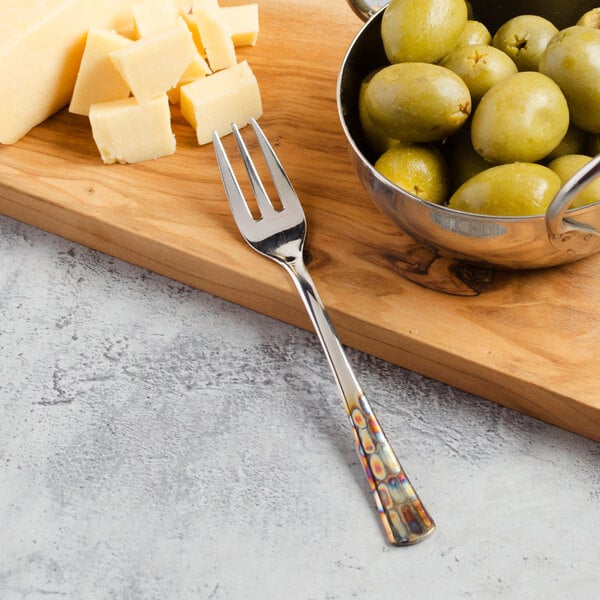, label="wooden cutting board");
[1,0,599,441]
